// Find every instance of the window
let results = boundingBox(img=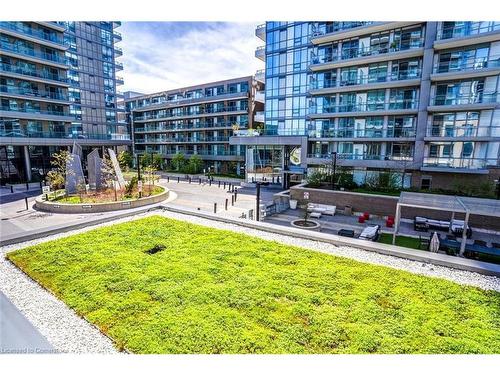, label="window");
[421,177,432,190]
